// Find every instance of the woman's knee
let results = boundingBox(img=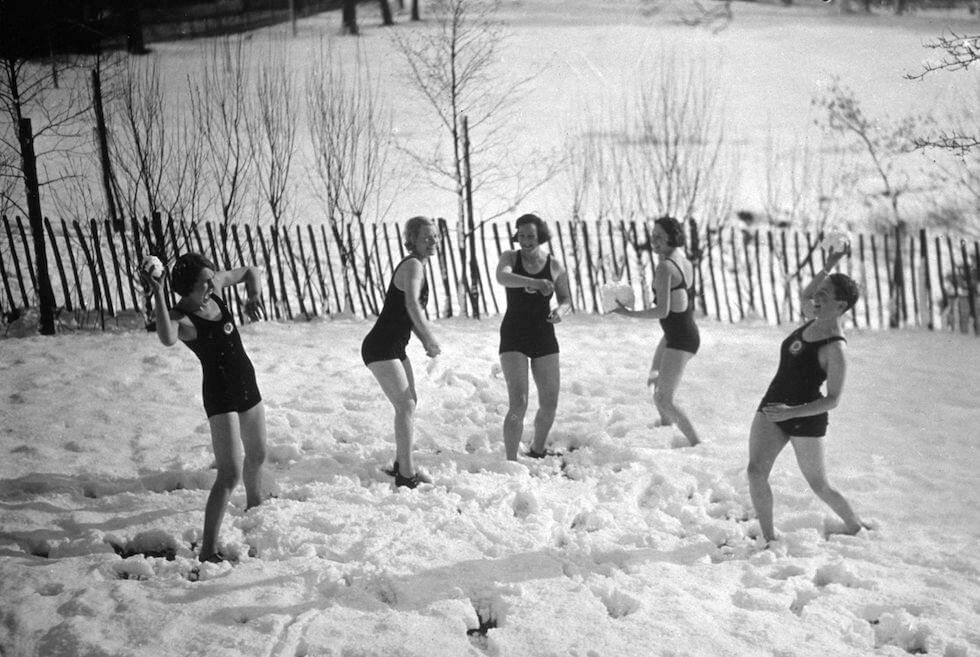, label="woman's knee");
[393,395,417,417]
[507,393,529,417]
[653,386,676,410]
[746,460,769,482]
[244,442,266,465]
[214,464,242,490]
